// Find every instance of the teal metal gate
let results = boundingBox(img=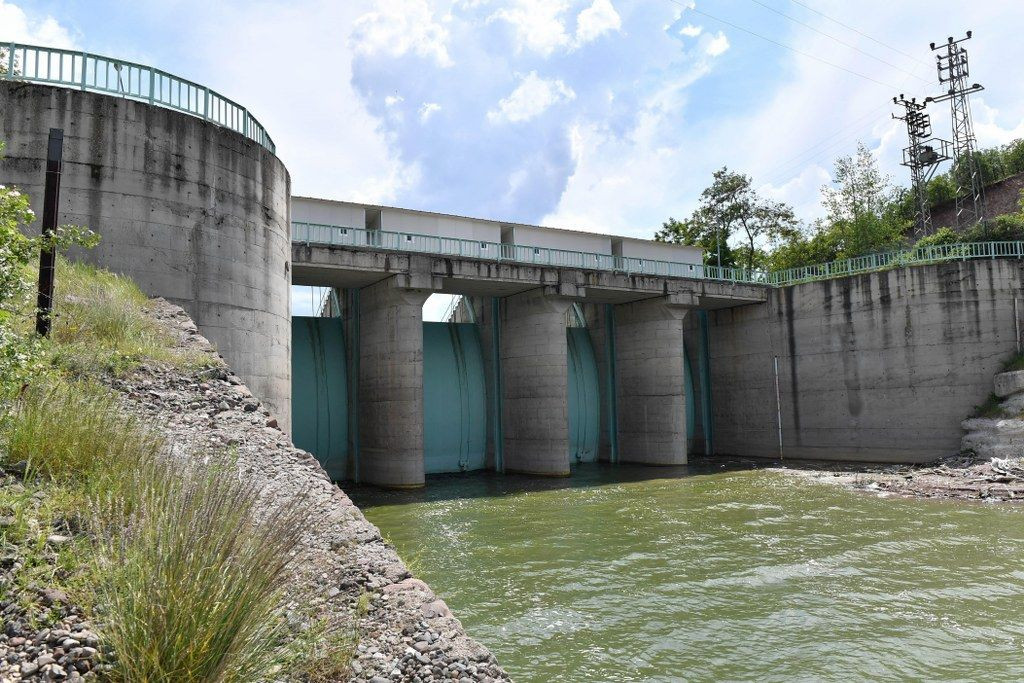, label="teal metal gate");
[423,322,487,473]
[291,317,349,480]
[568,327,600,463]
